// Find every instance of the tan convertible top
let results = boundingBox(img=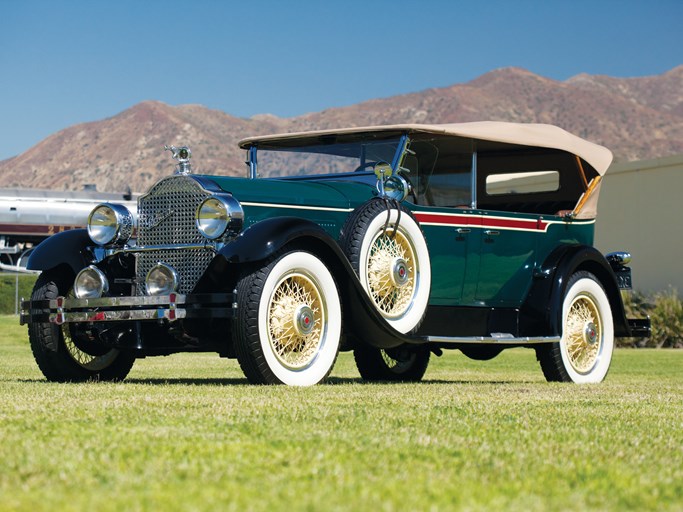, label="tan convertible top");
[239,121,613,176]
